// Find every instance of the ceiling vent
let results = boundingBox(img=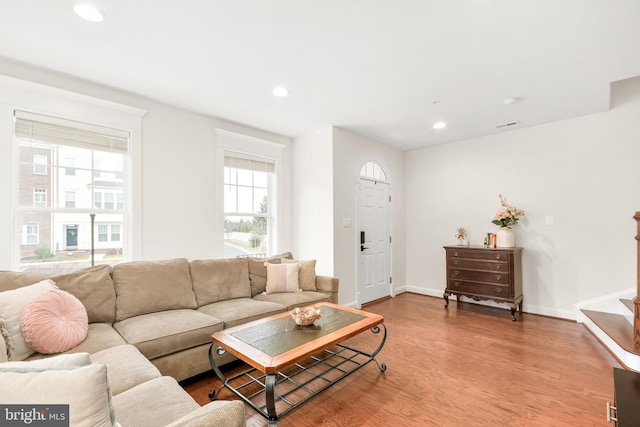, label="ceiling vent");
[496,121,519,129]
